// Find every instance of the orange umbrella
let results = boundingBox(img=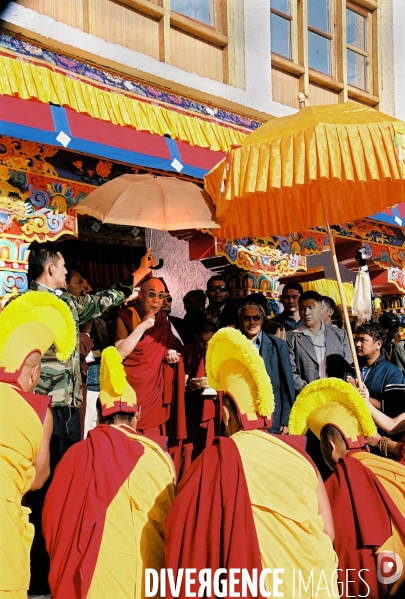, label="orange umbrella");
[205,103,405,384]
[205,102,405,238]
[75,174,218,231]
